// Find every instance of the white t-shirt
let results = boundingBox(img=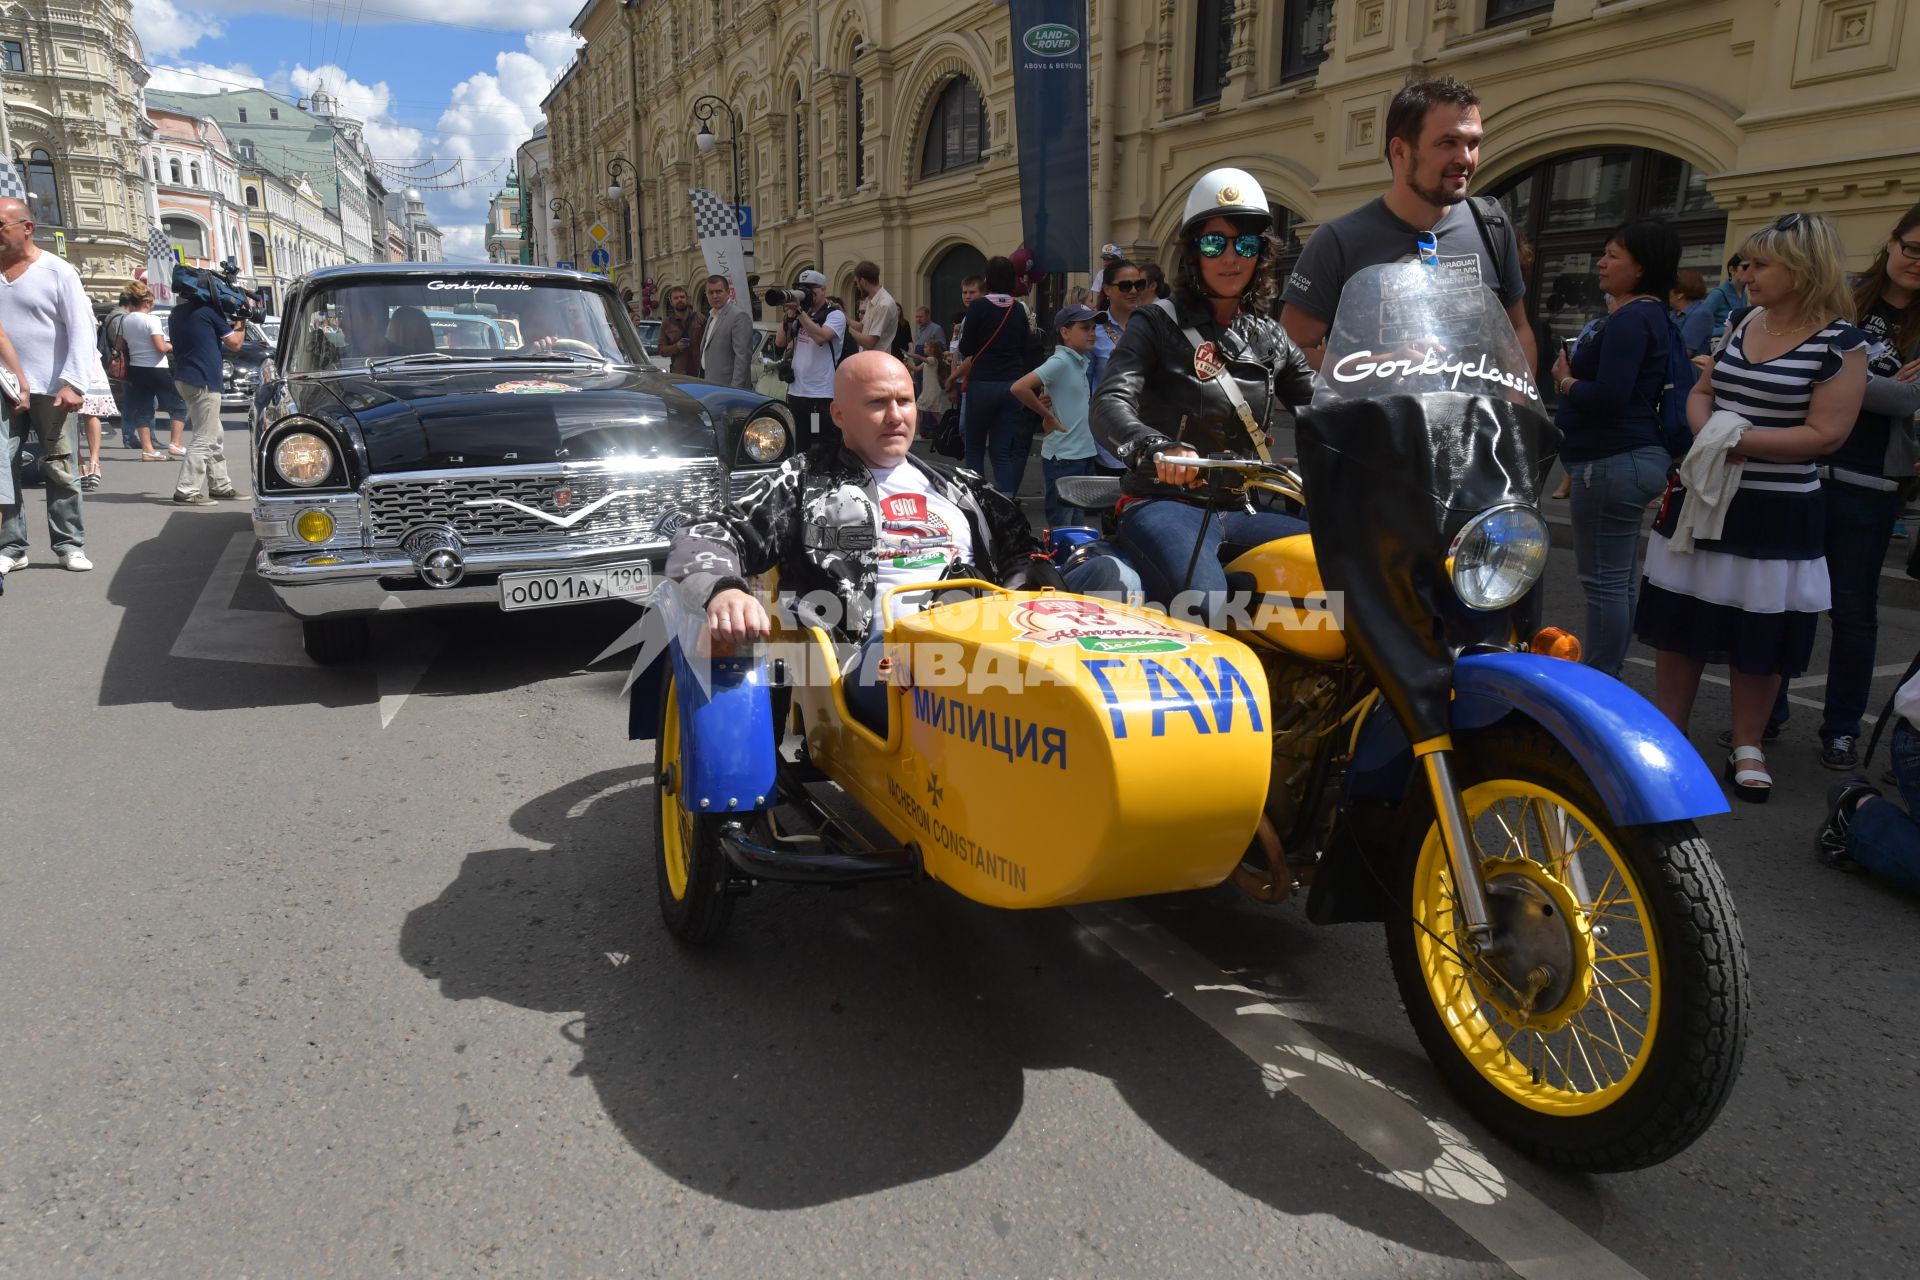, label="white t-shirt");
[122,310,168,368]
[861,286,900,350]
[790,307,846,399]
[869,457,974,638]
[1895,668,1920,731]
